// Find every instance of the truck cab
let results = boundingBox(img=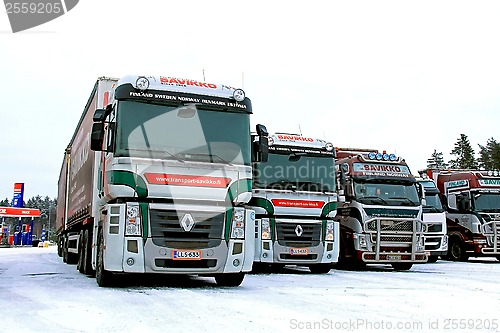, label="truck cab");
[250,133,339,273]
[335,149,427,270]
[429,169,500,261]
[57,75,265,287]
